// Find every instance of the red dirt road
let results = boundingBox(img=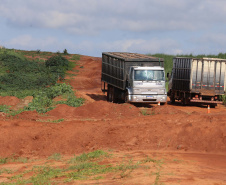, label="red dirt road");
[0,55,226,184]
